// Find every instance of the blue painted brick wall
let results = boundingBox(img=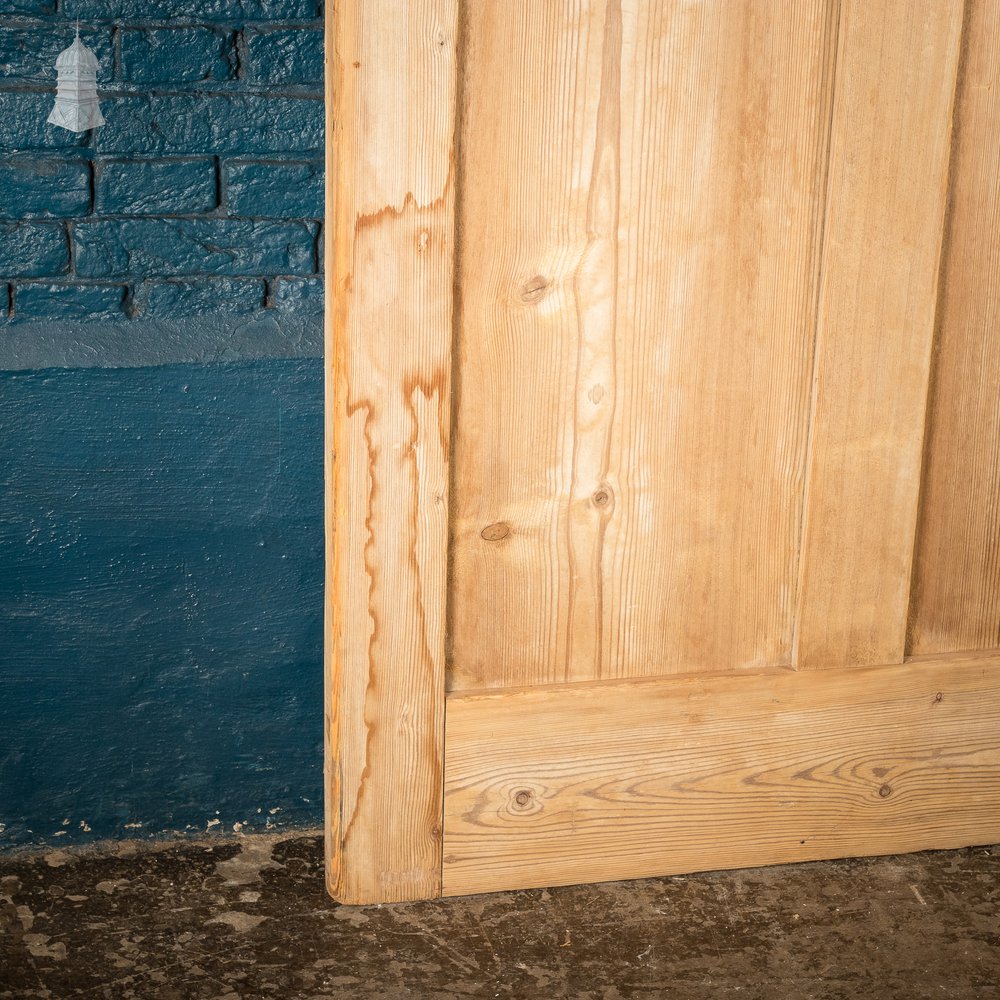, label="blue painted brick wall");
[0,2,324,323]
[1,4,326,848]
[1,360,325,845]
